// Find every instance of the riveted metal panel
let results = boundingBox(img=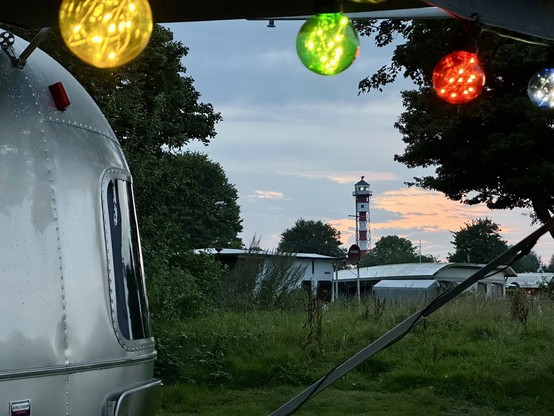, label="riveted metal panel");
[0,30,157,414]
